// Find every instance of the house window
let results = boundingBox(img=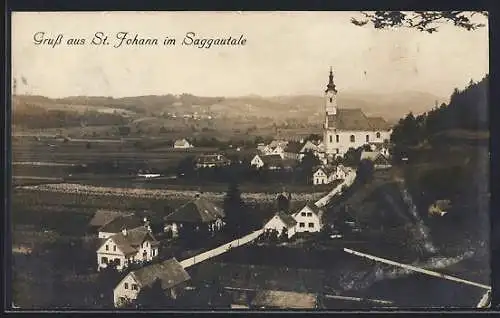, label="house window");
[329,135,332,143]
[132,284,138,290]
[113,245,116,252]
[336,135,339,142]
[366,135,370,142]
[124,283,129,289]
[329,97,333,103]
[308,223,314,228]
[350,135,355,143]
[376,132,381,138]
[101,257,108,264]
[105,245,109,251]
[301,212,306,216]
[146,242,149,247]
[336,149,340,154]
[115,259,121,265]
[307,212,312,217]
[299,222,305,227]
